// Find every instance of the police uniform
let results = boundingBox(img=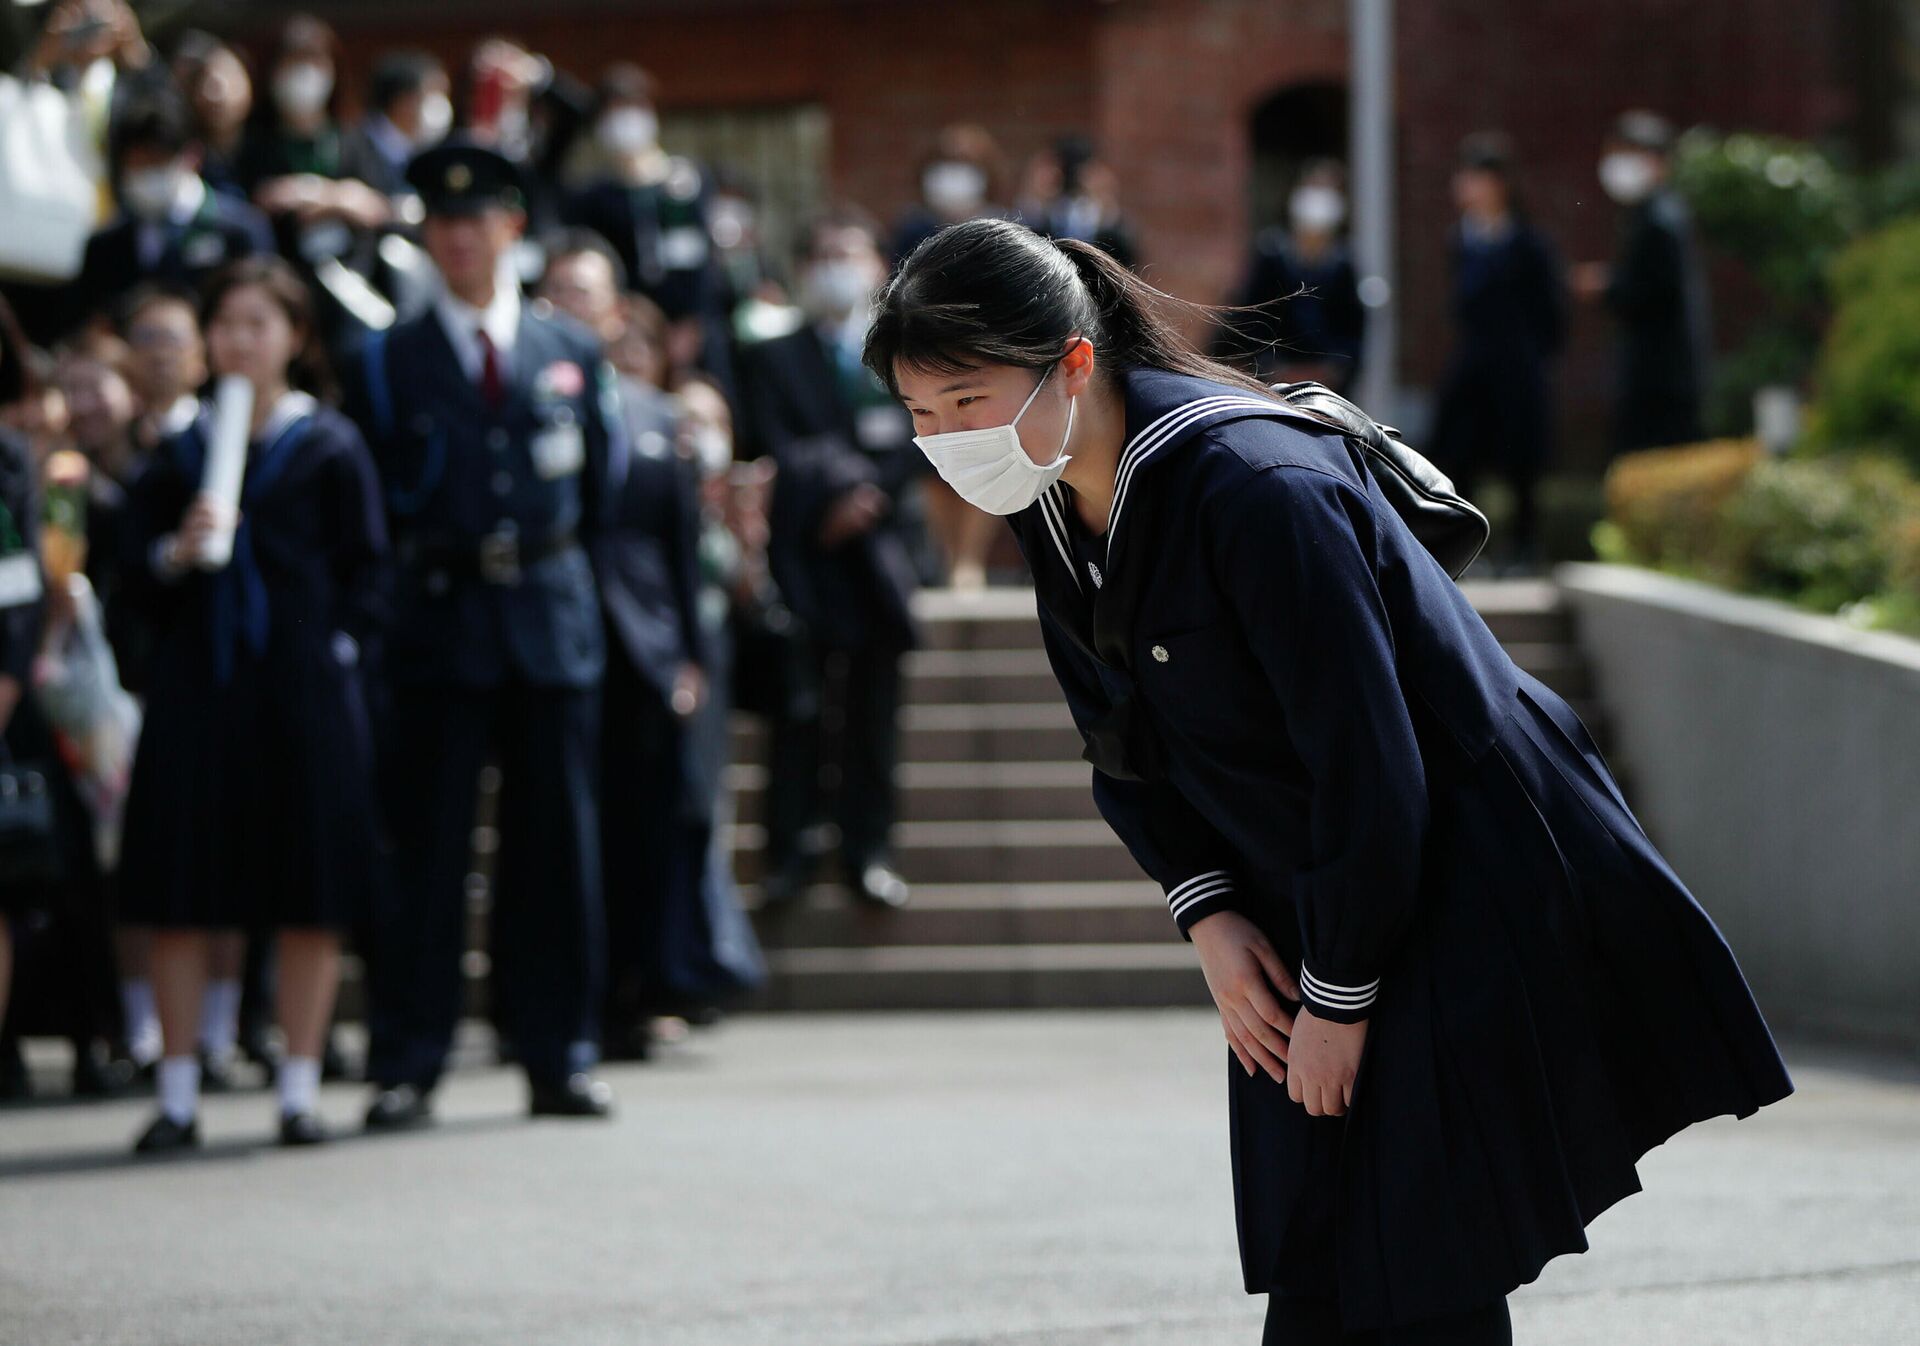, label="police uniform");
[345,142,627,1105]
[1008,367,1795,1333]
